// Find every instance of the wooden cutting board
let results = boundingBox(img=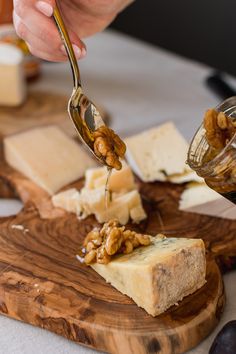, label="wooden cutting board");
[0,92,235,354]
